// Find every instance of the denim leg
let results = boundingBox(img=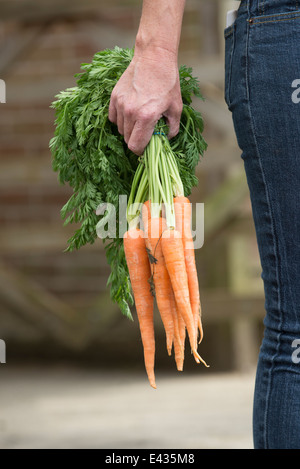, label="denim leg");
[225,1,300,449]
